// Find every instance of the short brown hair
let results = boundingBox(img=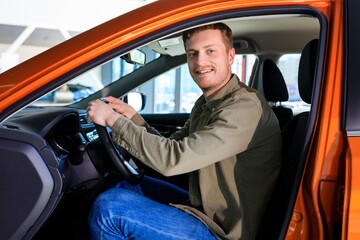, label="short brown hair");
[182,23,234,50]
